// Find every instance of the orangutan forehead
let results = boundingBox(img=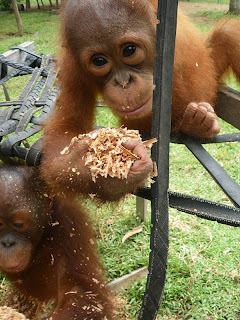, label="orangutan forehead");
[64,0,154,49]
[65,0,151,18]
